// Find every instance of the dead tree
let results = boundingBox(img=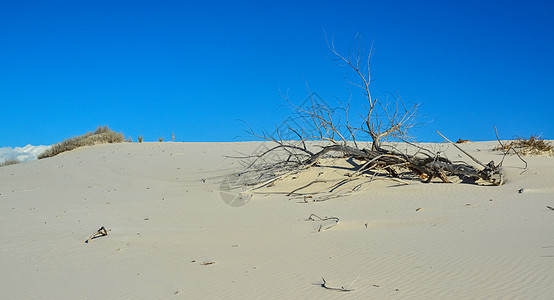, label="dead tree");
[229,35,503,201]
